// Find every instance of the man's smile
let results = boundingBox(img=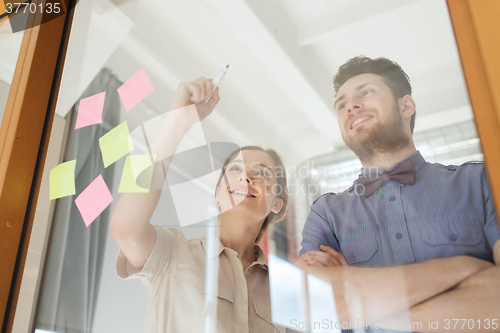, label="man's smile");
[349,114,374,129]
